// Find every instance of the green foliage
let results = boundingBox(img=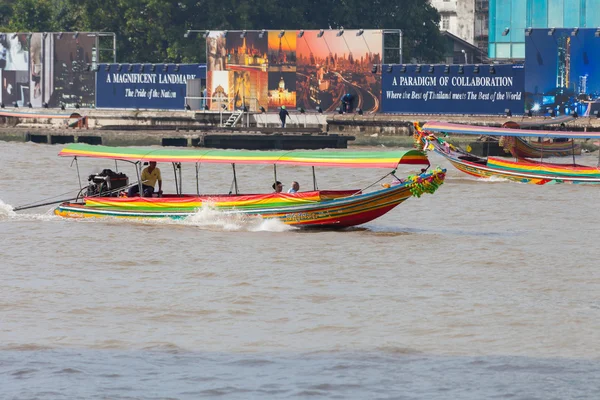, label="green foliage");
[3,0,54,32]
[0,1,14,30]
[0,0,445,63]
